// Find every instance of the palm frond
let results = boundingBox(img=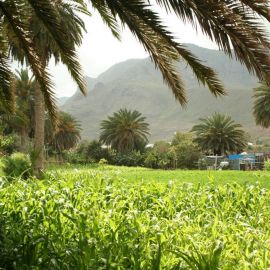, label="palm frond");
[90,0,121,40]
[253,82,270,128]
[0,53,14,113]
[101,0,226,104]
[103,1,187,104]
[0,1,57,120]
[239,0,270,21]
[27,0,87,95]
[0,29,14,113]
[154,0,270,85]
